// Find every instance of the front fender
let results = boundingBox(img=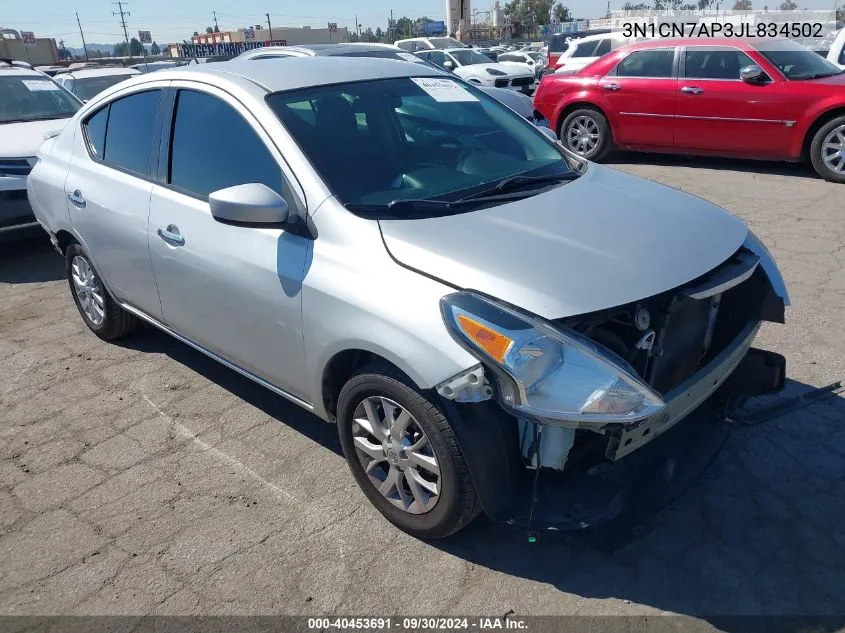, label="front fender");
[744,230,790,307]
